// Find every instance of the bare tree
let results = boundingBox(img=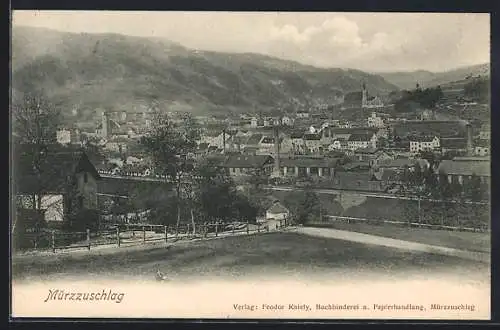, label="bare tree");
[12,90,61,234]
[140,112,200,231]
